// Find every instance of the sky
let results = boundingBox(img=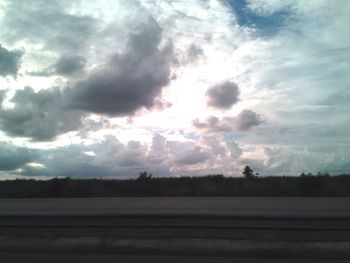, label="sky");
[0,0,349,179]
